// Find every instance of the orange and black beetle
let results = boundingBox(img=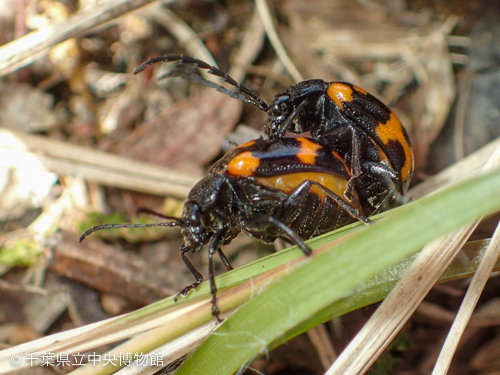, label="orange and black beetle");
[263,80,413,201]
[135,55,414,213]
[80,137,368,321]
